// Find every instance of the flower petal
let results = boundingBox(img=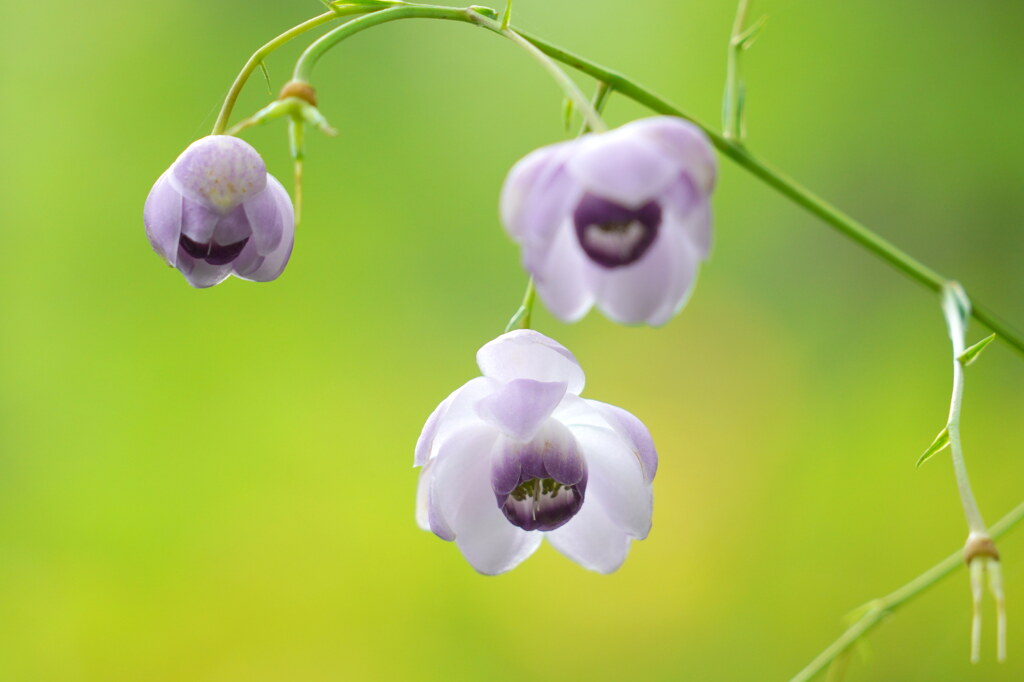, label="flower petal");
[180,197,221,243]
[243,175,288,255]
[415,458,436,532]
[476,330,585,395]
[169,135,267,213]
[532,220,596,323]
[567,132,678,208]
[500,140,580,246]
[625,116,717,195]
[546,494,632,574]
[586,227,675,325]
[176,249,233,288]
[584,400,657,482]
[415,376,499,466]
[432,423,541,574]
[143,171,182,266]
[661,177,712,259]
[234,176,295,283]
[475,378,567,443]
[570,424,652,539]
